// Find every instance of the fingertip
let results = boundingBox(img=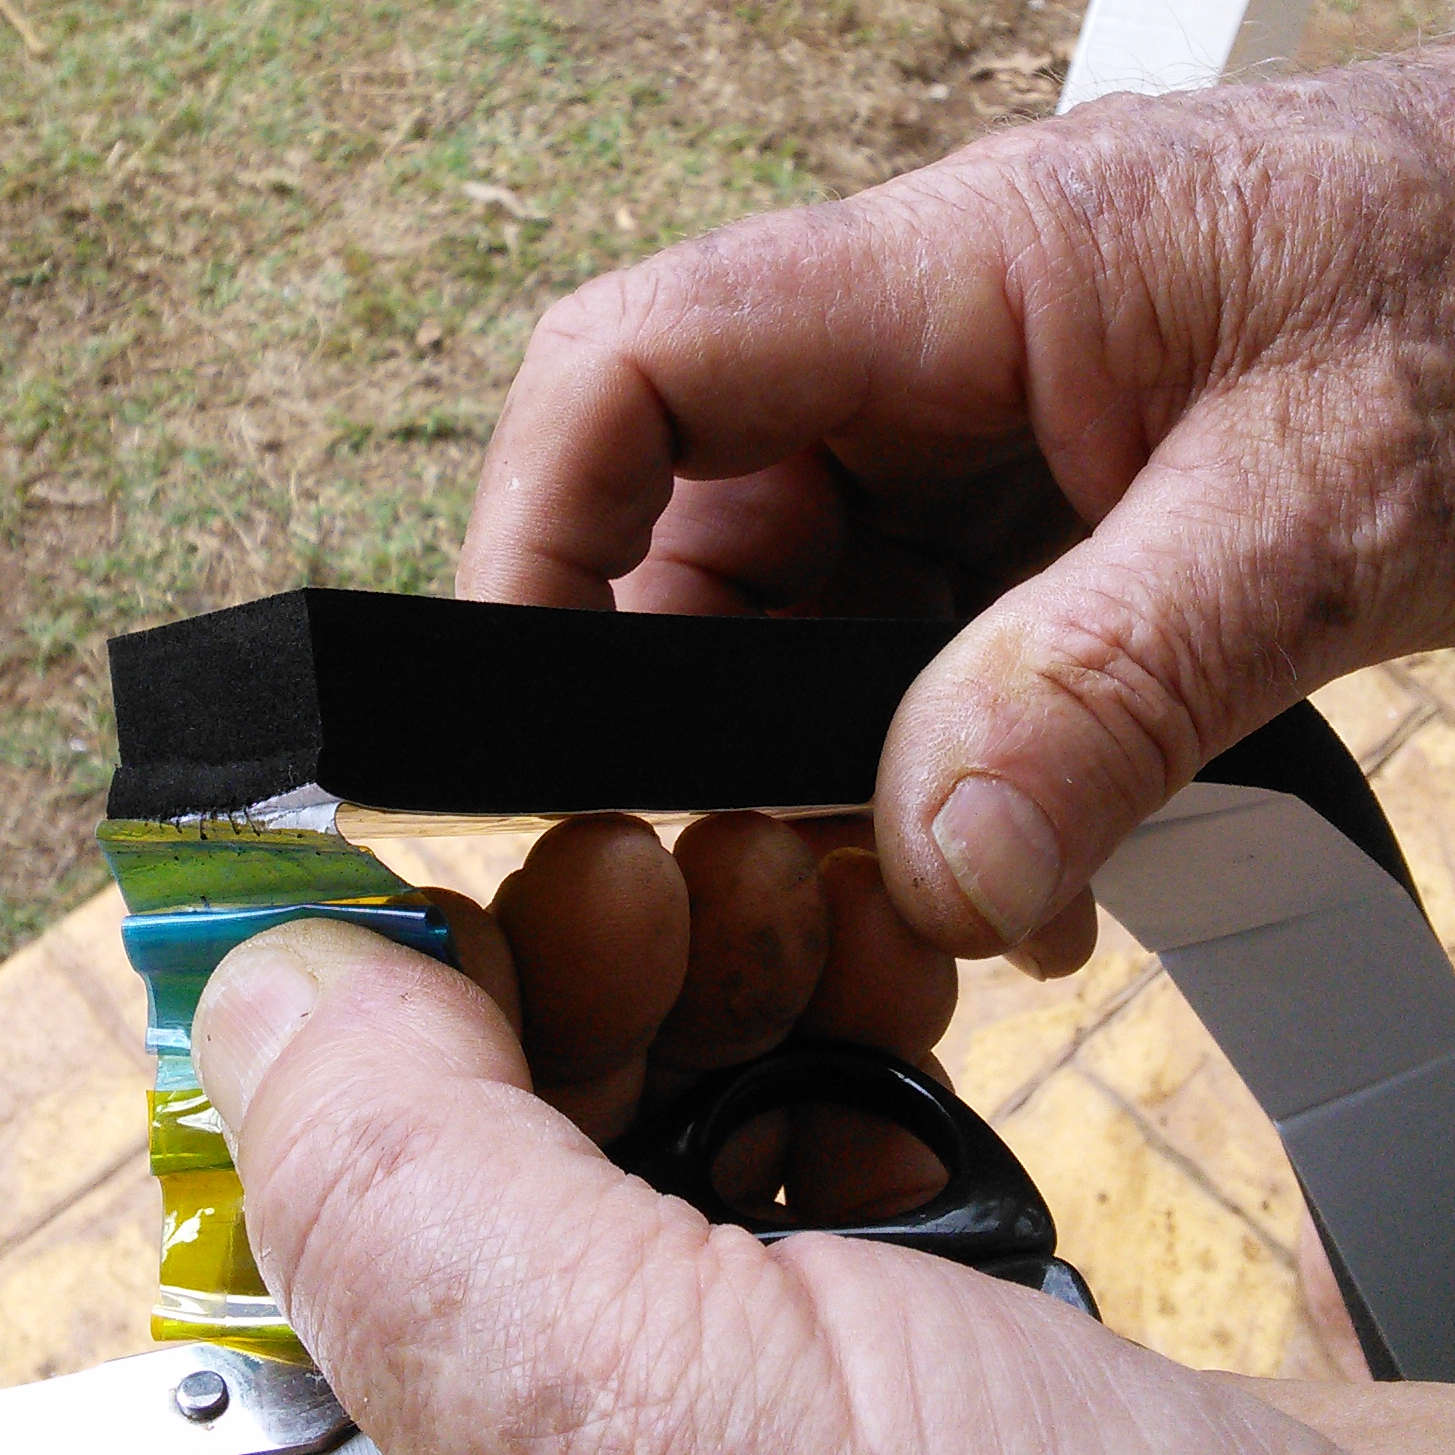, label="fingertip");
[197,918,531,1150]
[930,774,1063,944]
[492,813,689,1086]
[195,932,319,1136]
[421,886,524,1037]
[1003,887,1099,981]
[539,1058,647,1145]
[872,786,1013,961]
[873,555,1210,959]
[656,811,829,1070]
[784,1050,954,1224]
[816,843,880,881]
[807,847,958,1057]
[787,814,877,860]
